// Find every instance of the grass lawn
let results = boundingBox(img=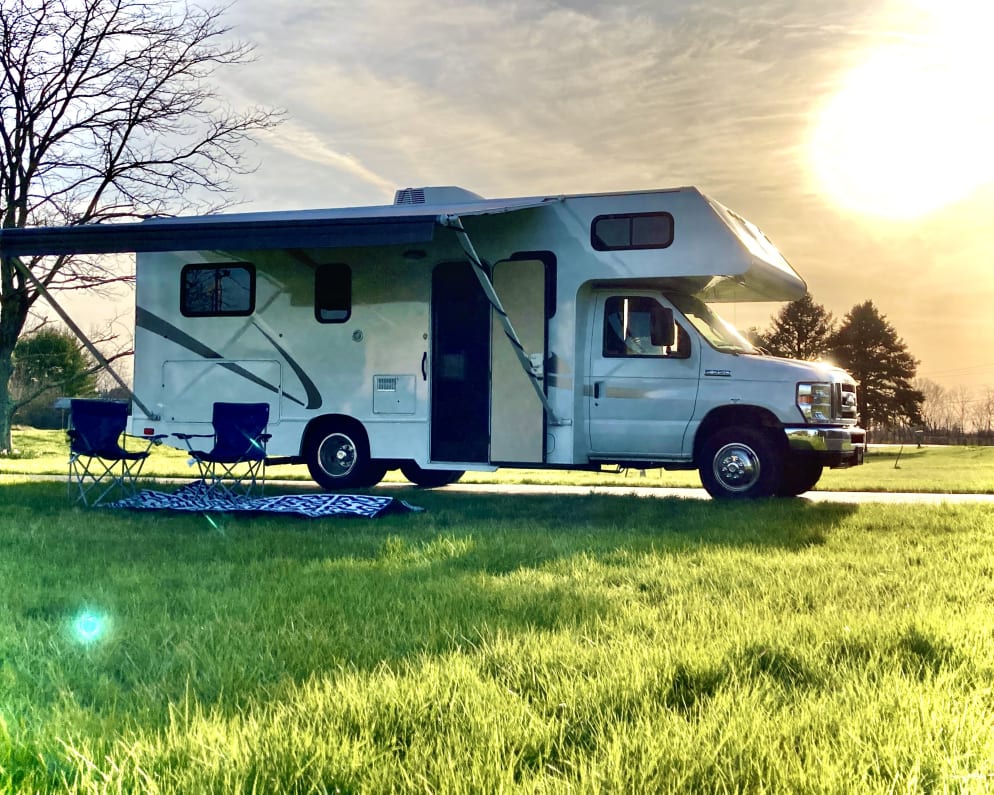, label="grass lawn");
[3,427,994,493]
[1,477,993,792]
